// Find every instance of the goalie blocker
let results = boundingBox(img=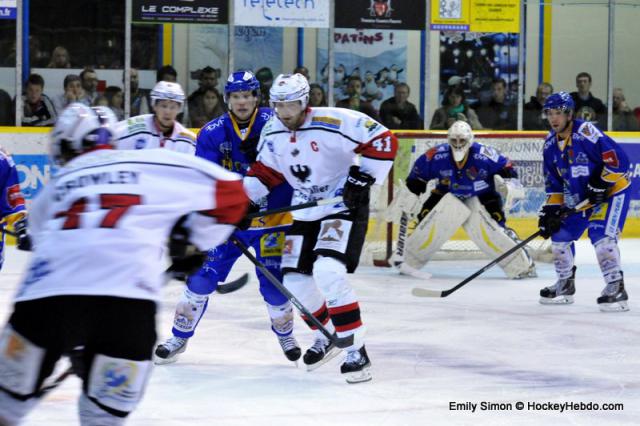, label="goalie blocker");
[403,193,536,279]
